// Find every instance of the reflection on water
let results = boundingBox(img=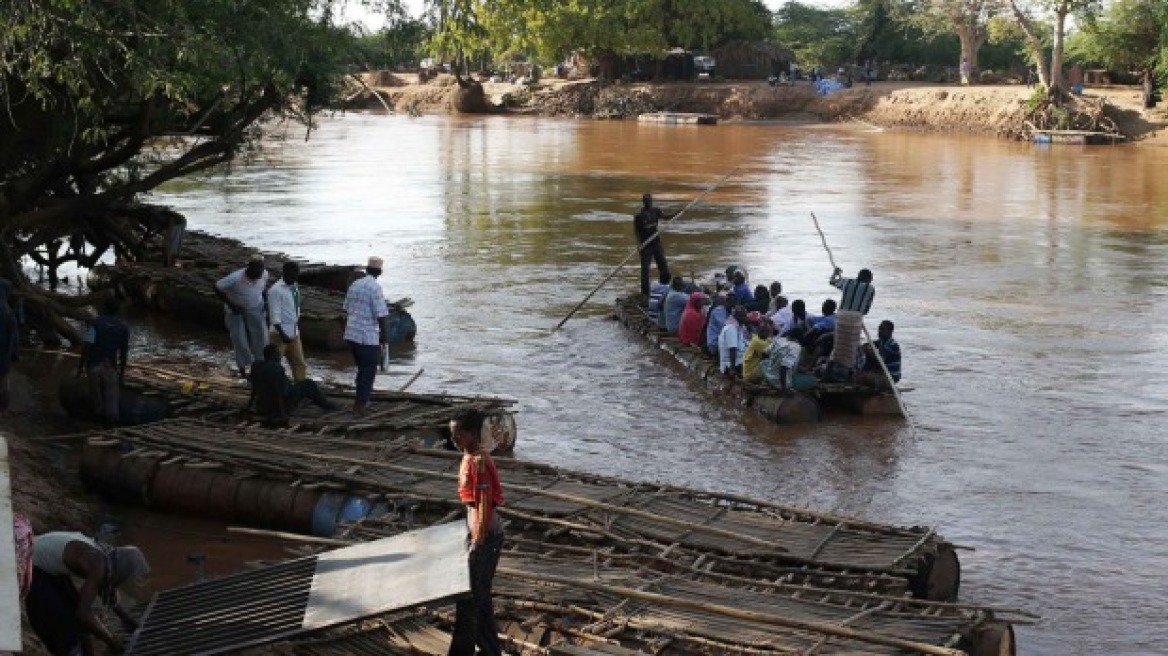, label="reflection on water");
[153,114,1168,655]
